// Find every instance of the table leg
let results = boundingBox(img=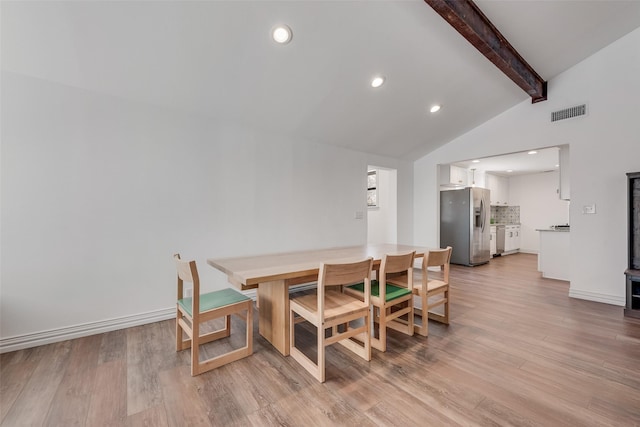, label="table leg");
[257,280,290,356]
